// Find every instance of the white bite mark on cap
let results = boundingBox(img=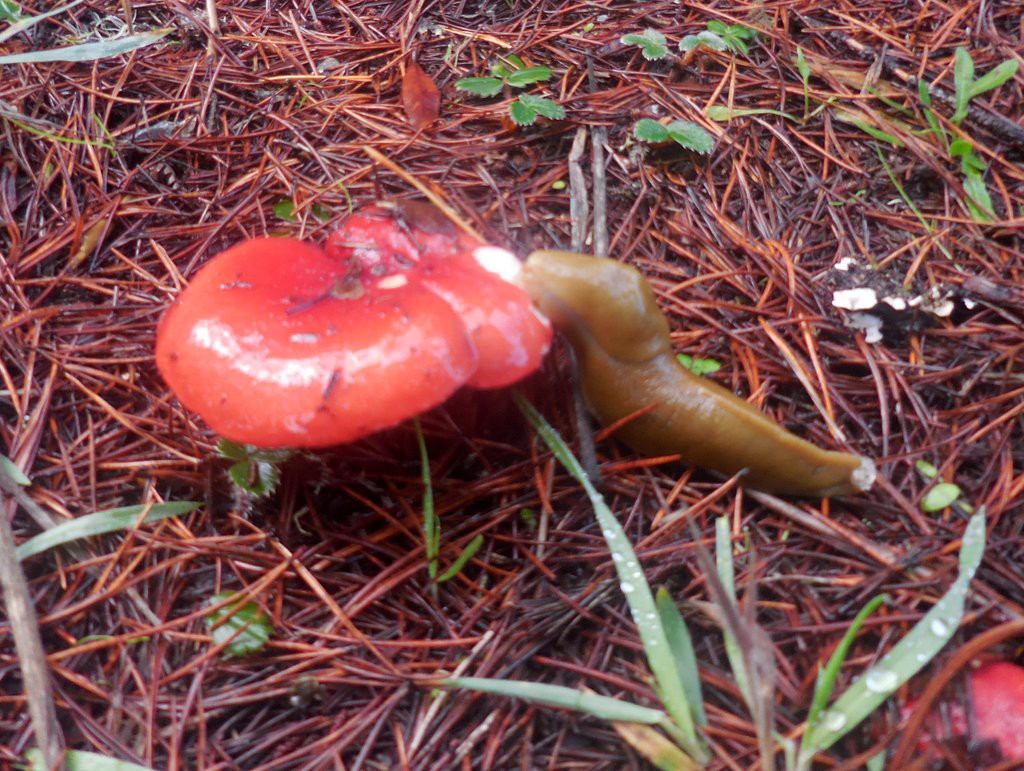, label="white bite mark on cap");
[473,246,523,283]
[832,288,878,311]
[377,274,408,290]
